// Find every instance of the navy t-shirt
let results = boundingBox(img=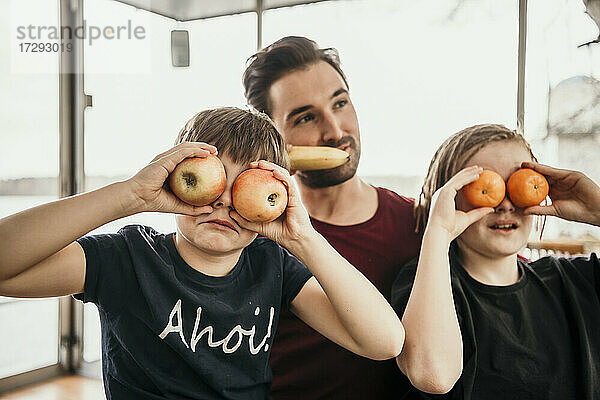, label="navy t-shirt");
[73,224,312,400]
